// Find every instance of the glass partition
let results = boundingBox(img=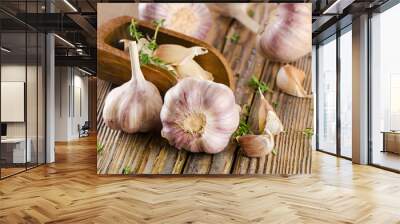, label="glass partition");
[1,31,27,178]
[0,1,46,179]
[317,36,337,154]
